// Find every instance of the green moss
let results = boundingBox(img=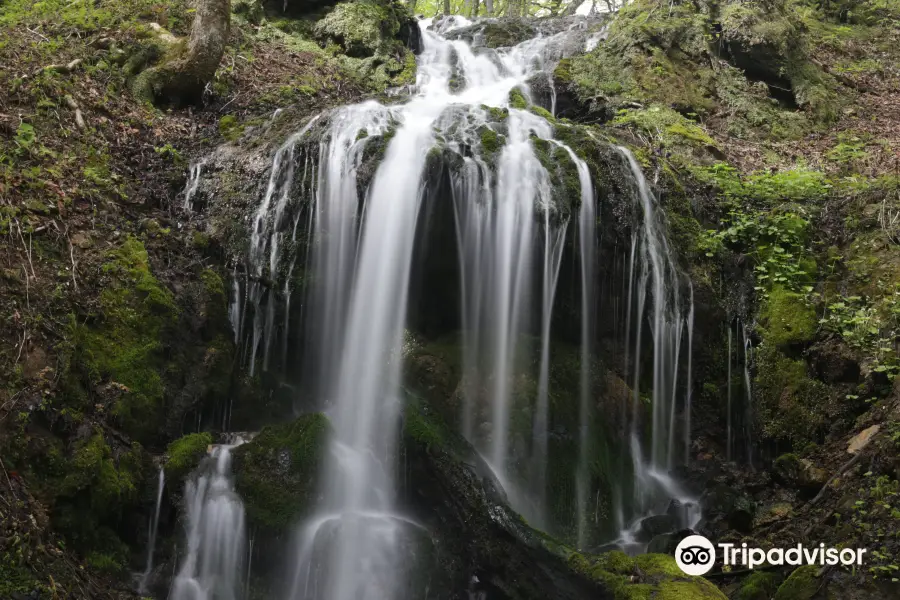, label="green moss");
[391,49,417,87]
[479,126,503,155]
[314,0,412,58]
[166,432,212,481]
[480,20,536,48]
[508,87,528,109]
[403,393,450,449]
[59,432,143,515]
[774,565,819,600]
[734,569,780,600]
[482,104,510,122]
[233,413,330,530]
[611,106,718,172]
[760,286,817,347]
[200,268,225,298]
[75,236,178,440]
[219,114,245,142]
[529,105,554,121]
[656,579,727,599]
[192,230,211,249]
[756,344,832,445]
[633,554,682,578]
[571,549,726,599]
